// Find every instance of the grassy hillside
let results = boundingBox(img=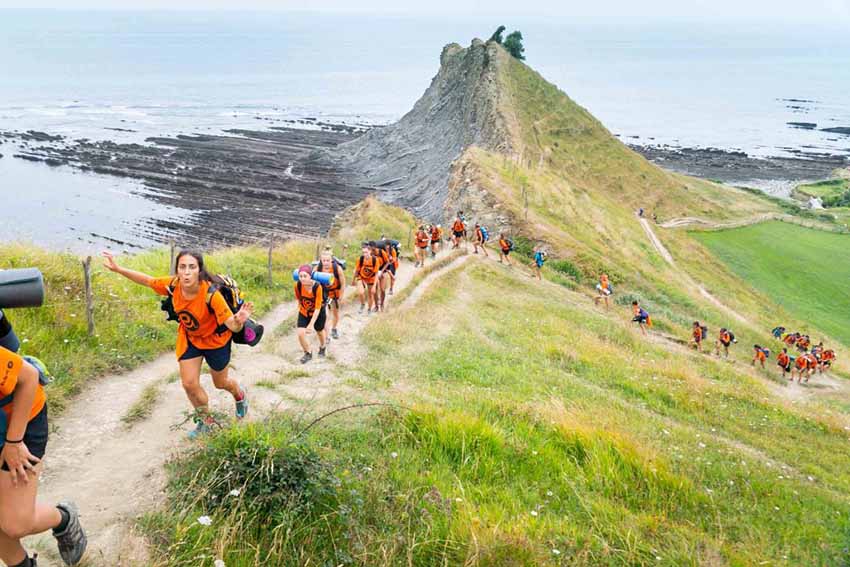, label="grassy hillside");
[694,221,850,346]
[0,197,414,412]
[144,259,850,565]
